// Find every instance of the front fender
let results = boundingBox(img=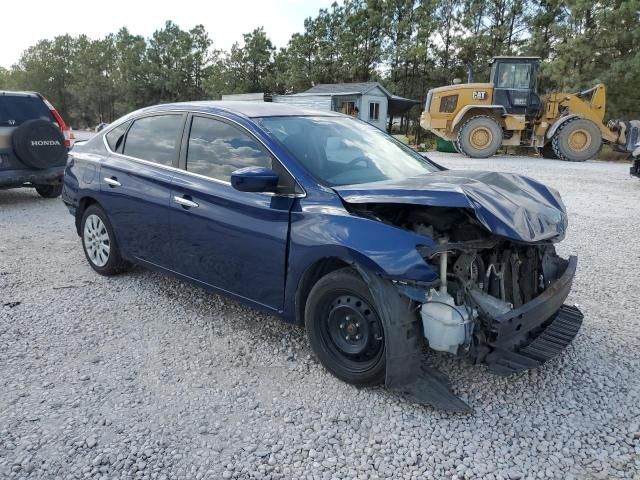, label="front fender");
[283,205,439,321]
[546,114,580,139]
